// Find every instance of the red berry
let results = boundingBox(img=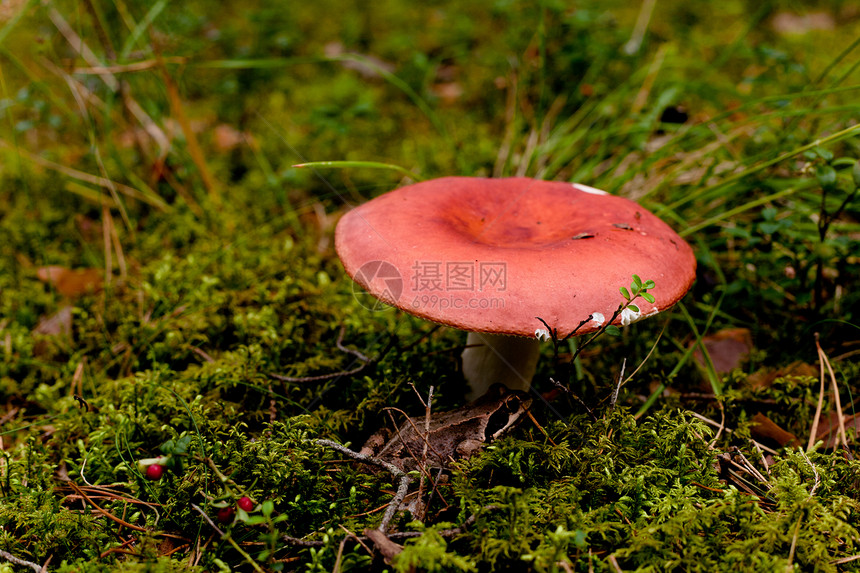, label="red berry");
[237,496,254,512]
[217,506,235,524]
[145,464,165,480]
